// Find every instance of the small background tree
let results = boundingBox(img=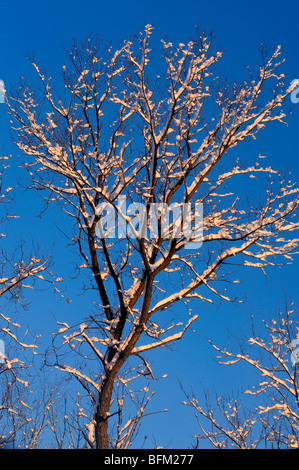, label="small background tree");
[0,156,60,448]
[183,302,299,449]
